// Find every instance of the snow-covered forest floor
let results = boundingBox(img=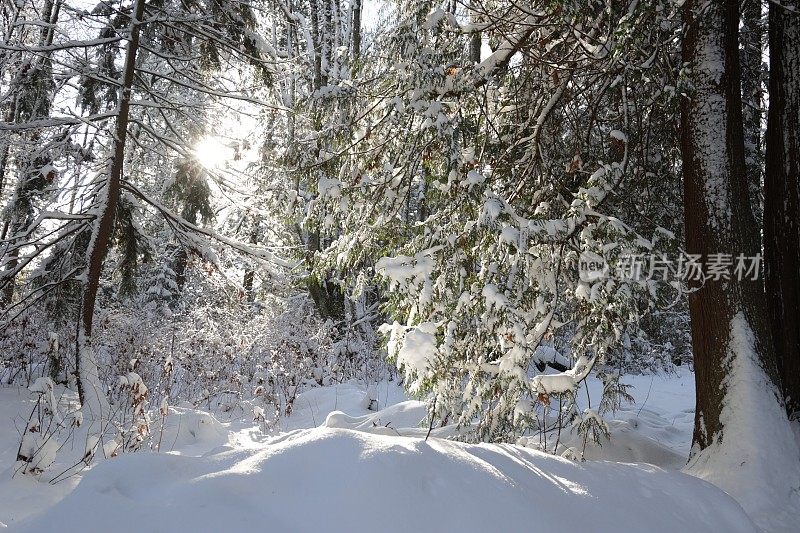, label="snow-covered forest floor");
[4,0,800,531]
[1,366,791,532]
